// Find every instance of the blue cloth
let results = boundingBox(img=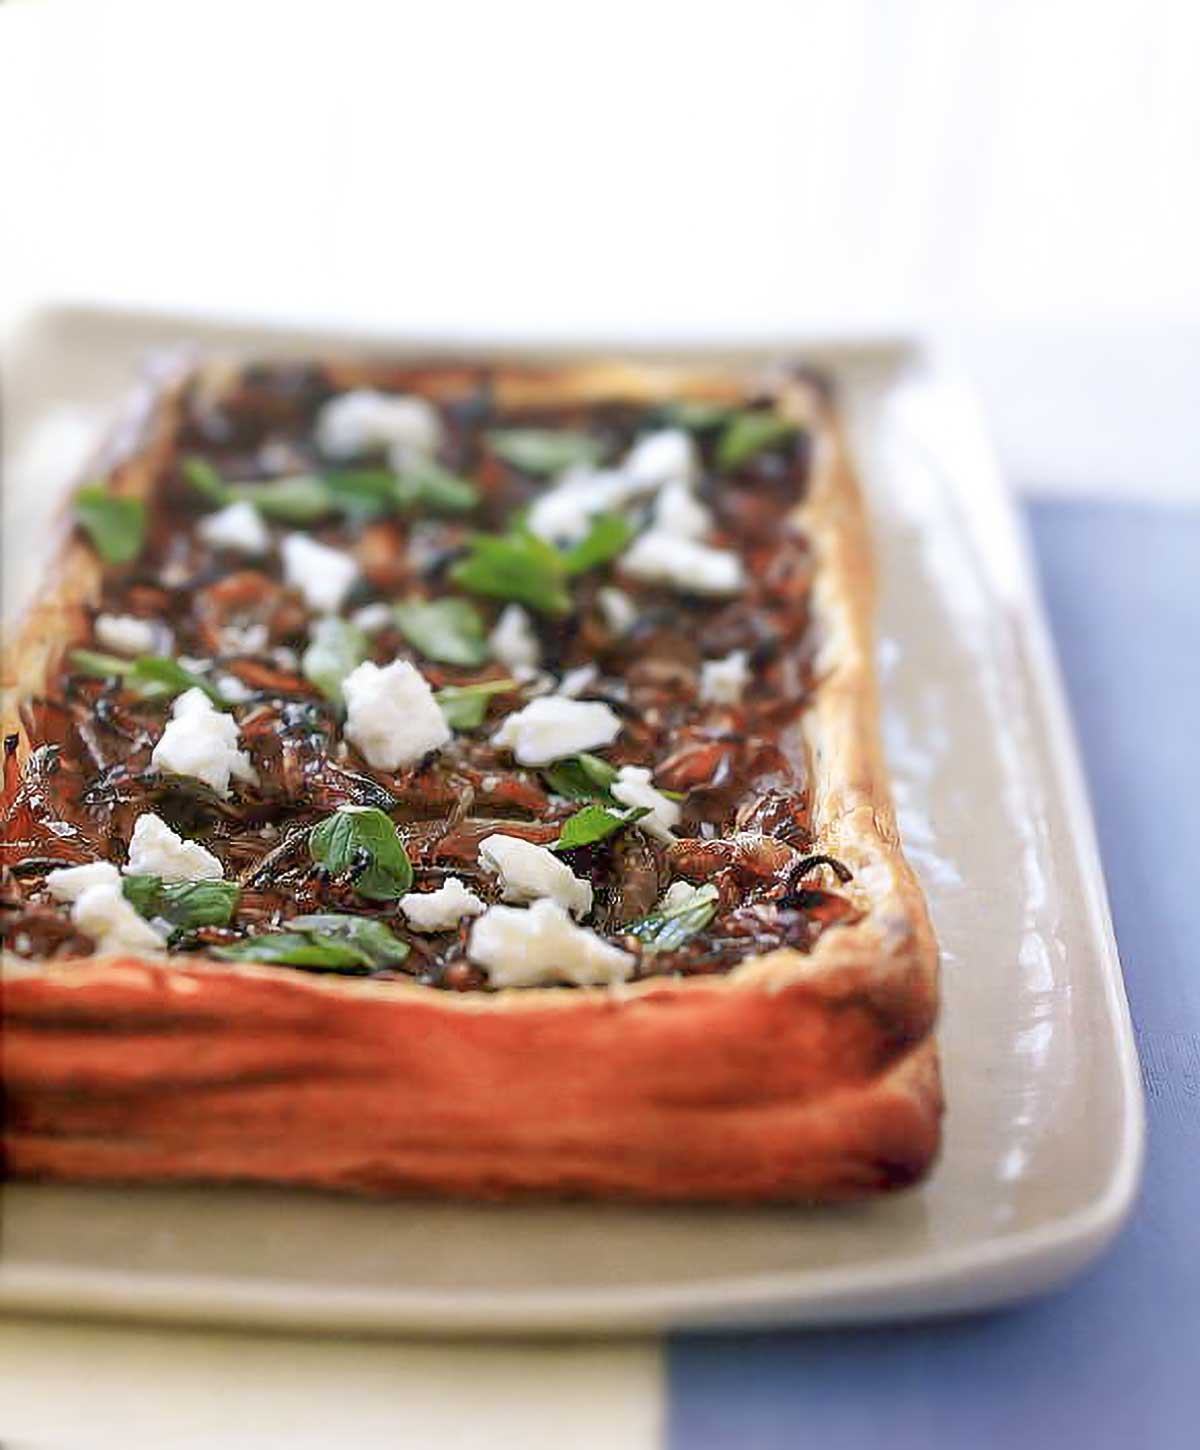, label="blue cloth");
[668,501,1200,1450]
